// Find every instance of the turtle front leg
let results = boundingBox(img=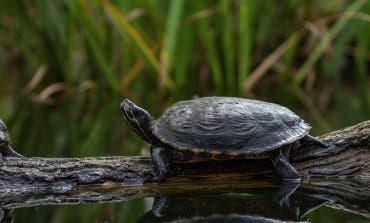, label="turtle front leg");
[151,194,168,217]
[151,146,171,181]
[270,147,300,181]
